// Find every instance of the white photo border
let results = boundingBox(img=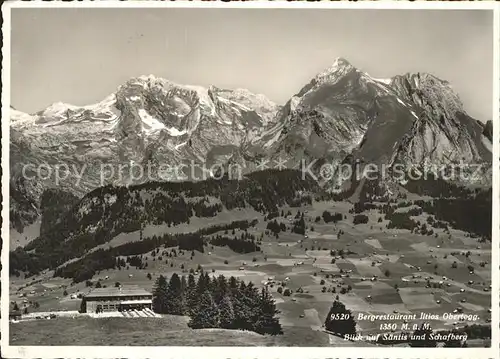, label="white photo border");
[1,1,499,358]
